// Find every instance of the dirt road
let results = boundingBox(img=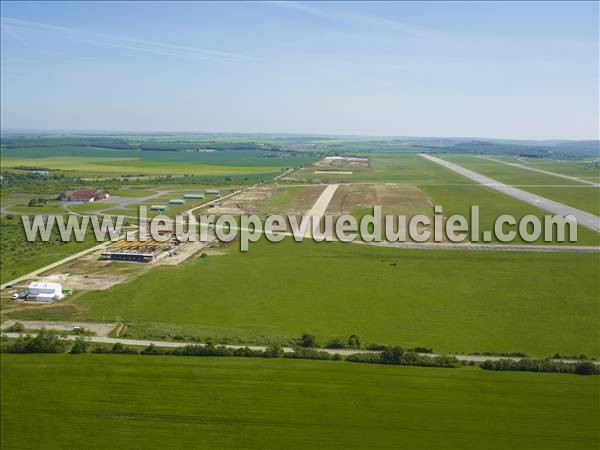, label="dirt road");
[304,184,339,238]
[420,153,600,232]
